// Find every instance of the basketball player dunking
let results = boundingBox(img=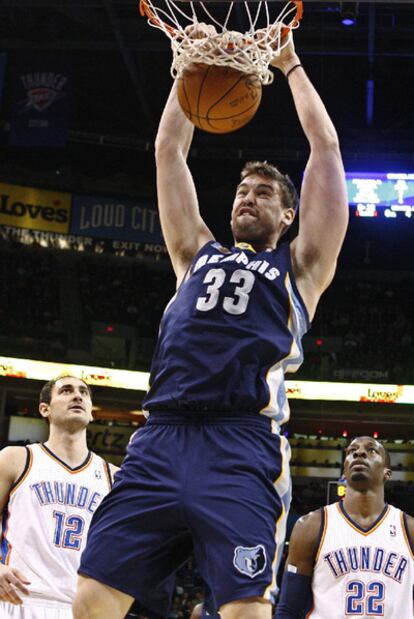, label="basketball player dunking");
[277,436,414,618]
[73,27,348,619]
[0,375,118,619]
